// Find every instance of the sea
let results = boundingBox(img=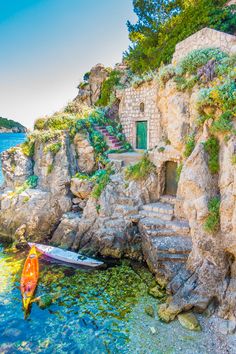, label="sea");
[0,133,26,184]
